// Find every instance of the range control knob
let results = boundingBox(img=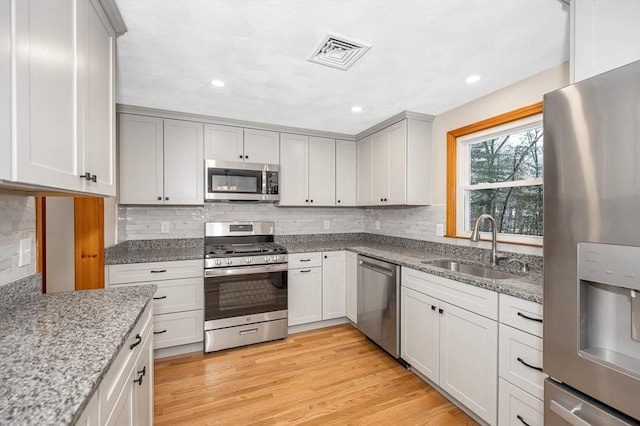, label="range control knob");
[273,255,280,262]
[245,257,252,264]
[215,259,222,266]
[264,256,272,262]
[226,259,232,265]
